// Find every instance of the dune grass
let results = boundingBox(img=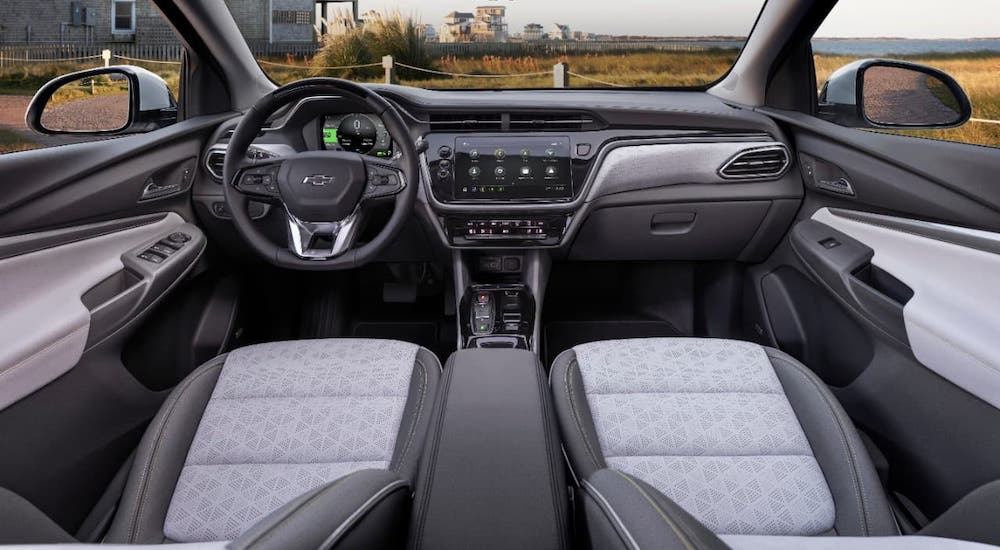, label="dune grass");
[0,128,38,153]
[1,51,996,148]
